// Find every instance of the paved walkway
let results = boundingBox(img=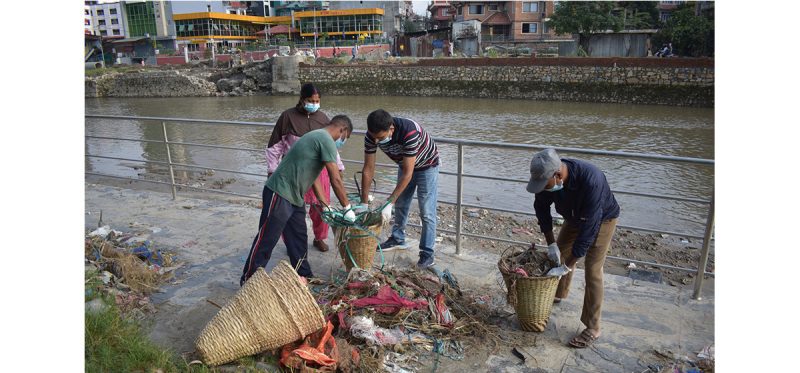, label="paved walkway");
[85,183,714,372]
